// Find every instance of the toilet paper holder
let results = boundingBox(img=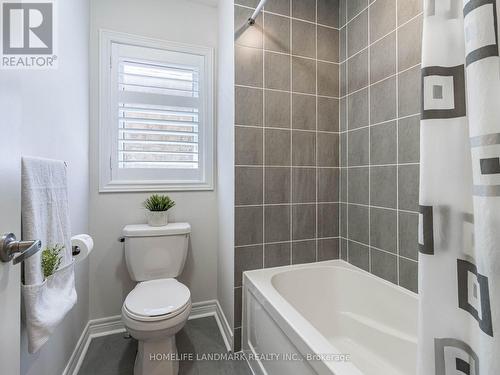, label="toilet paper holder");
[72,245,81,257]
